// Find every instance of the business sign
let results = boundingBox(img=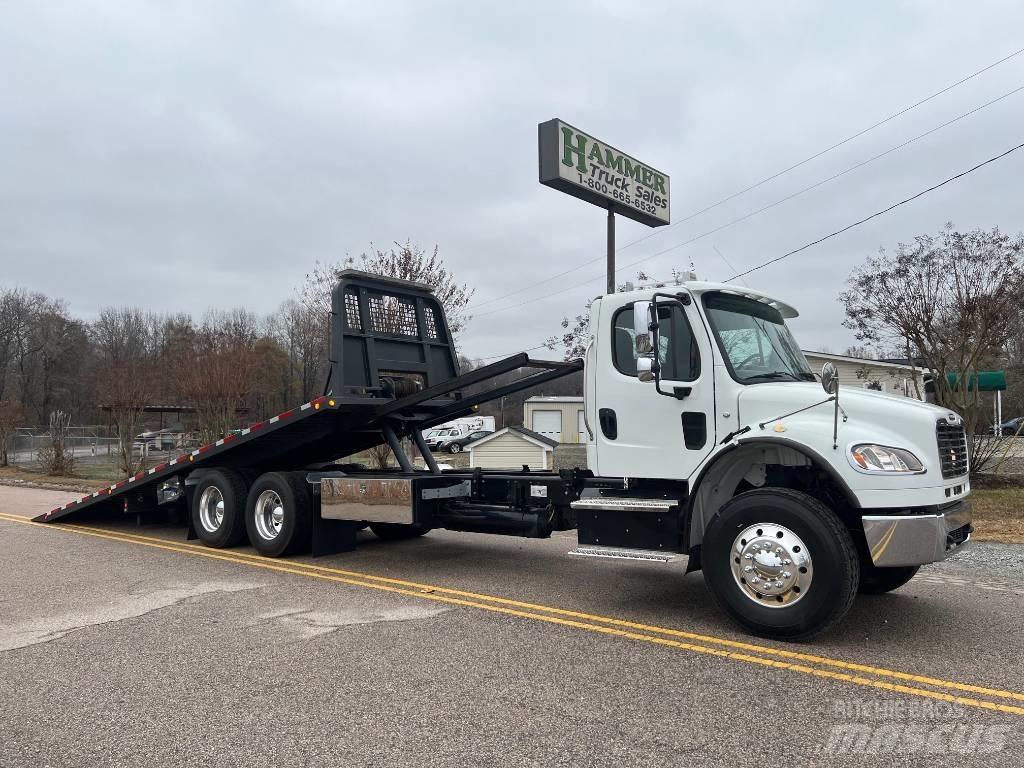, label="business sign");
[538,118,670,227]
